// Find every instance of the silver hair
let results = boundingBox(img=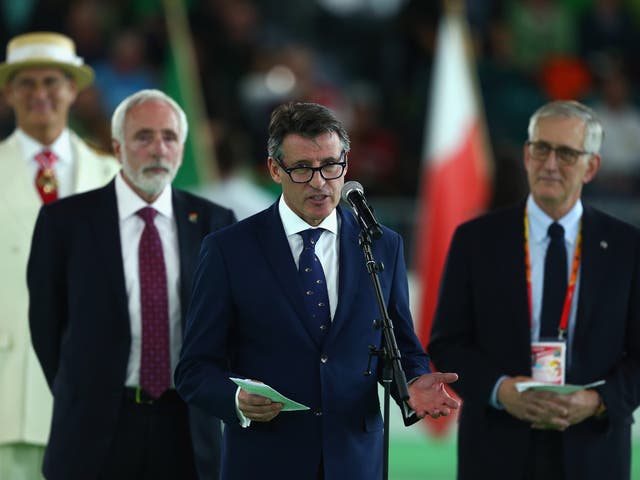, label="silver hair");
[527,100,603,154]
[111,89,188,145]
